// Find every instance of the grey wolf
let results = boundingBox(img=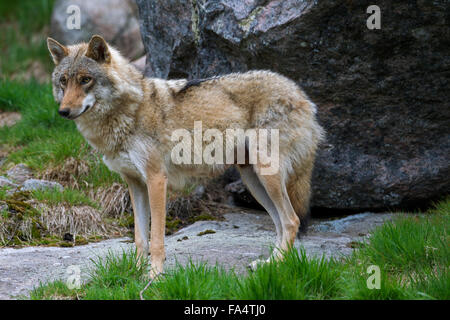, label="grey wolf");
[47,35,325,277]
